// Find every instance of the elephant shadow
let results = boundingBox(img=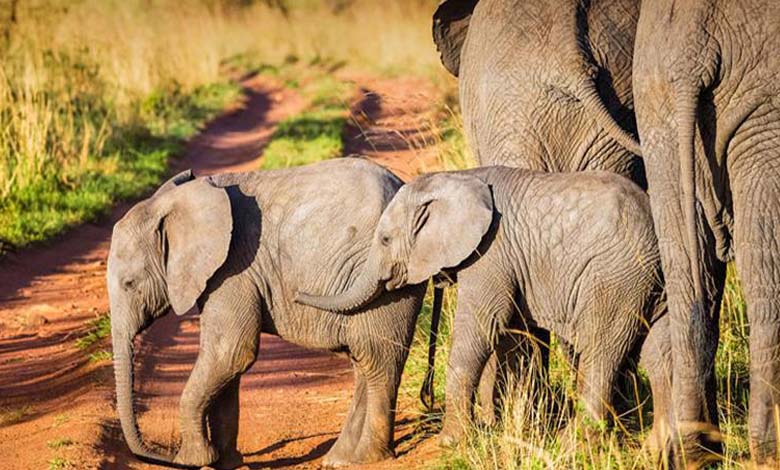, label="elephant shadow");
[246,434,337,469]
